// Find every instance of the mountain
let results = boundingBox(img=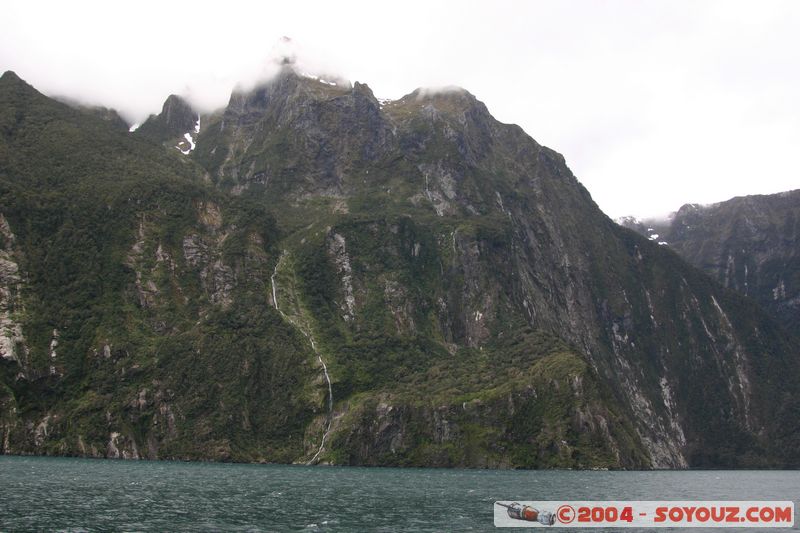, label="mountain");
[618,190,800,332]
[52,95,131,133]
[136,94,200,153]
[1,68,799,468]
[76,105,129,132]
